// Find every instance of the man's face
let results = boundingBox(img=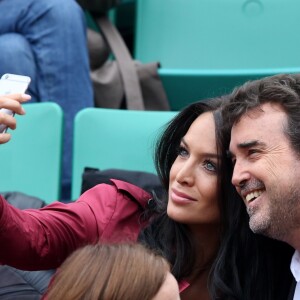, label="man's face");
[229,102,300,243]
